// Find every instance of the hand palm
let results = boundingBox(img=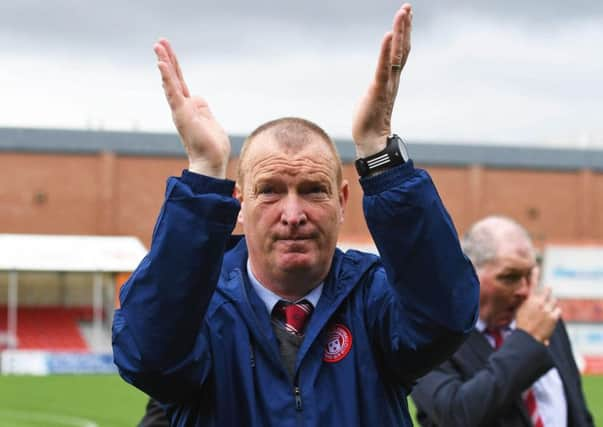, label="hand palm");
[172,95,230,175]
[155,39,230,177]
[352,4,412,158]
